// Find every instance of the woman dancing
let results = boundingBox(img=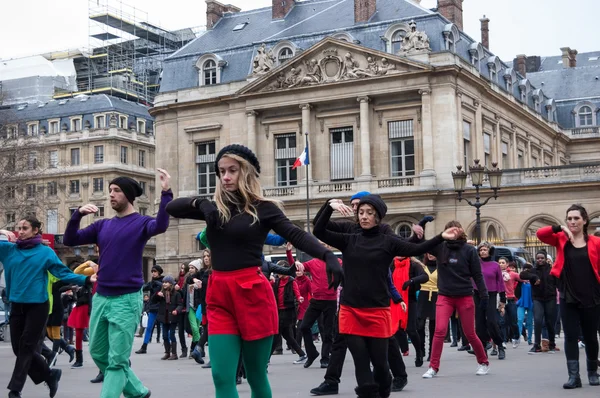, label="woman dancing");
[166,144,342,398]
[313,194,460,398]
